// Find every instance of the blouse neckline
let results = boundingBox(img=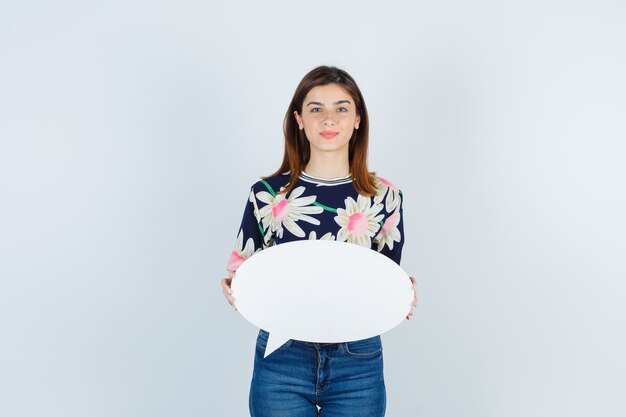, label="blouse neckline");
[299,171,353,186]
